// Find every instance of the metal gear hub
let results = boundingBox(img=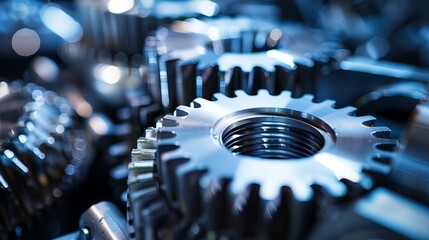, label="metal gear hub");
[152,89,396,239]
